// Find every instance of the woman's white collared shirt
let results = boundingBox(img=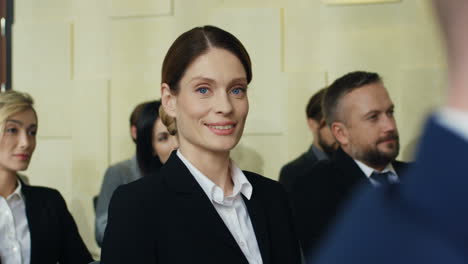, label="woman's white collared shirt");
[0,180,31,264]
[177,150,263,264]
